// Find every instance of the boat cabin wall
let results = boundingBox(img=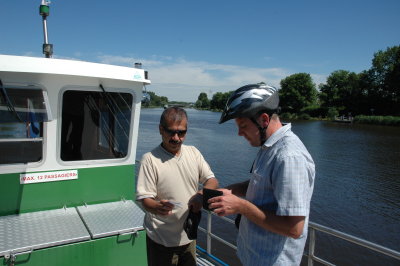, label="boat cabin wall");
[0,68,146,216]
